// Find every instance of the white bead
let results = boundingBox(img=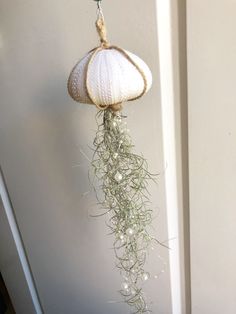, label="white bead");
[130,288,136,295]
[126,228,135,237]
[121,282,129,291]
[114,172,122,182]
[142,272,150,281]
[112,121,117,127]
[113,152,118,159]
[119,234,124,240]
